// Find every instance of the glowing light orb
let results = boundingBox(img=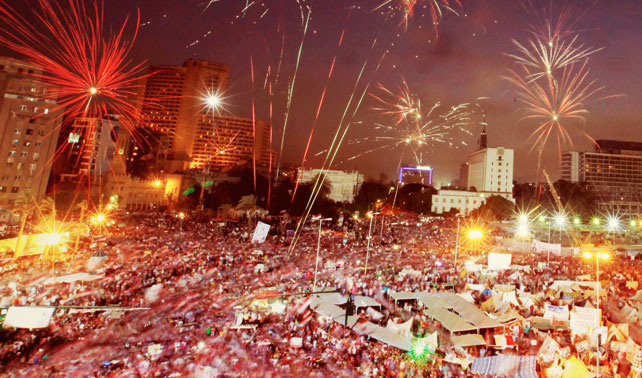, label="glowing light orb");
[205,94,221,109]
[45,232,63,246]
[468,229,482,240]
[89,87,98,95]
